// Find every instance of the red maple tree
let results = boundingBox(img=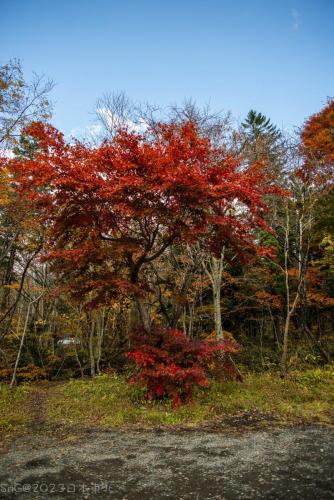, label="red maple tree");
[5,120,279,328]
[127,324,238,407]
